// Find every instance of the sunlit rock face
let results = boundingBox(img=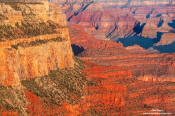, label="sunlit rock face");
[69,24,131,58]
[0,1,74,86]
[54,0,175,53]
[69,24,175,79]
[68,24,175,115]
